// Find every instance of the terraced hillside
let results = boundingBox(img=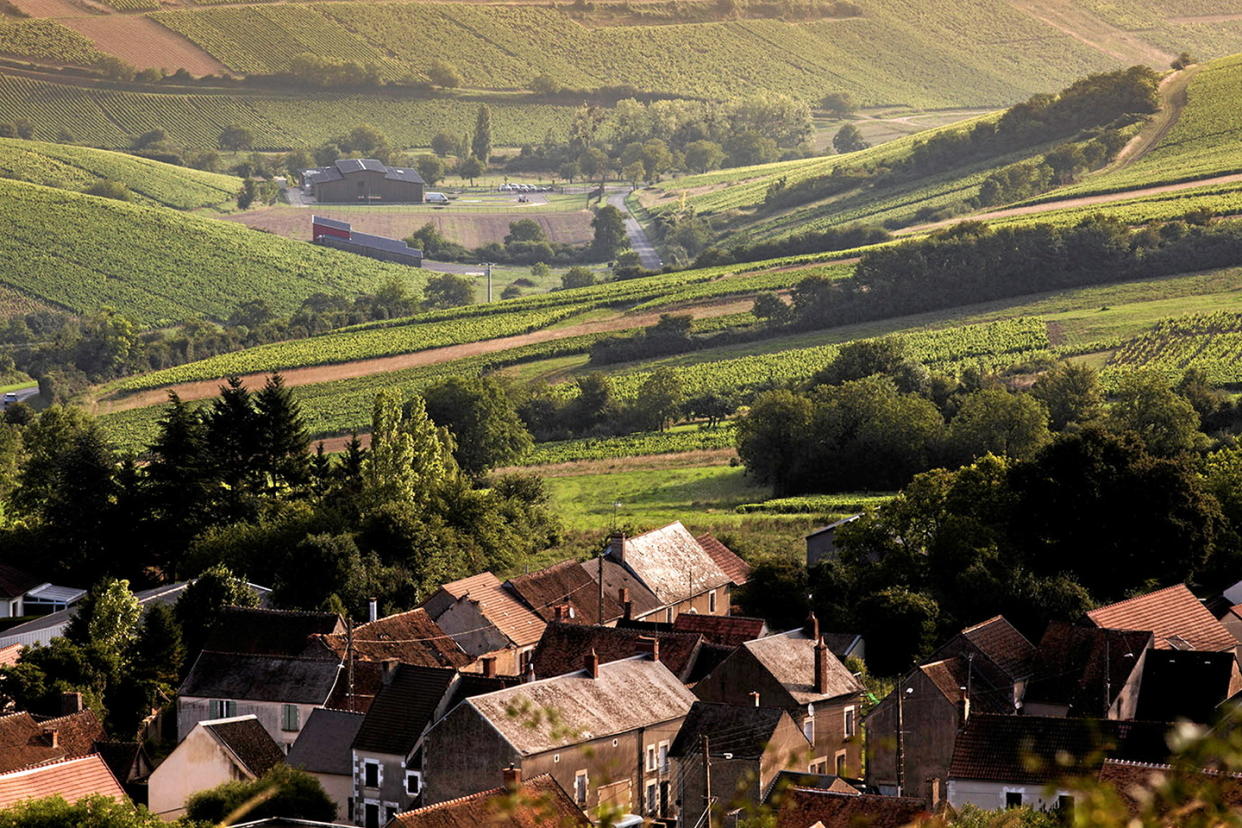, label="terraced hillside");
[0,177,414,325]
[0,71,579,150]
[0,136,240,209]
